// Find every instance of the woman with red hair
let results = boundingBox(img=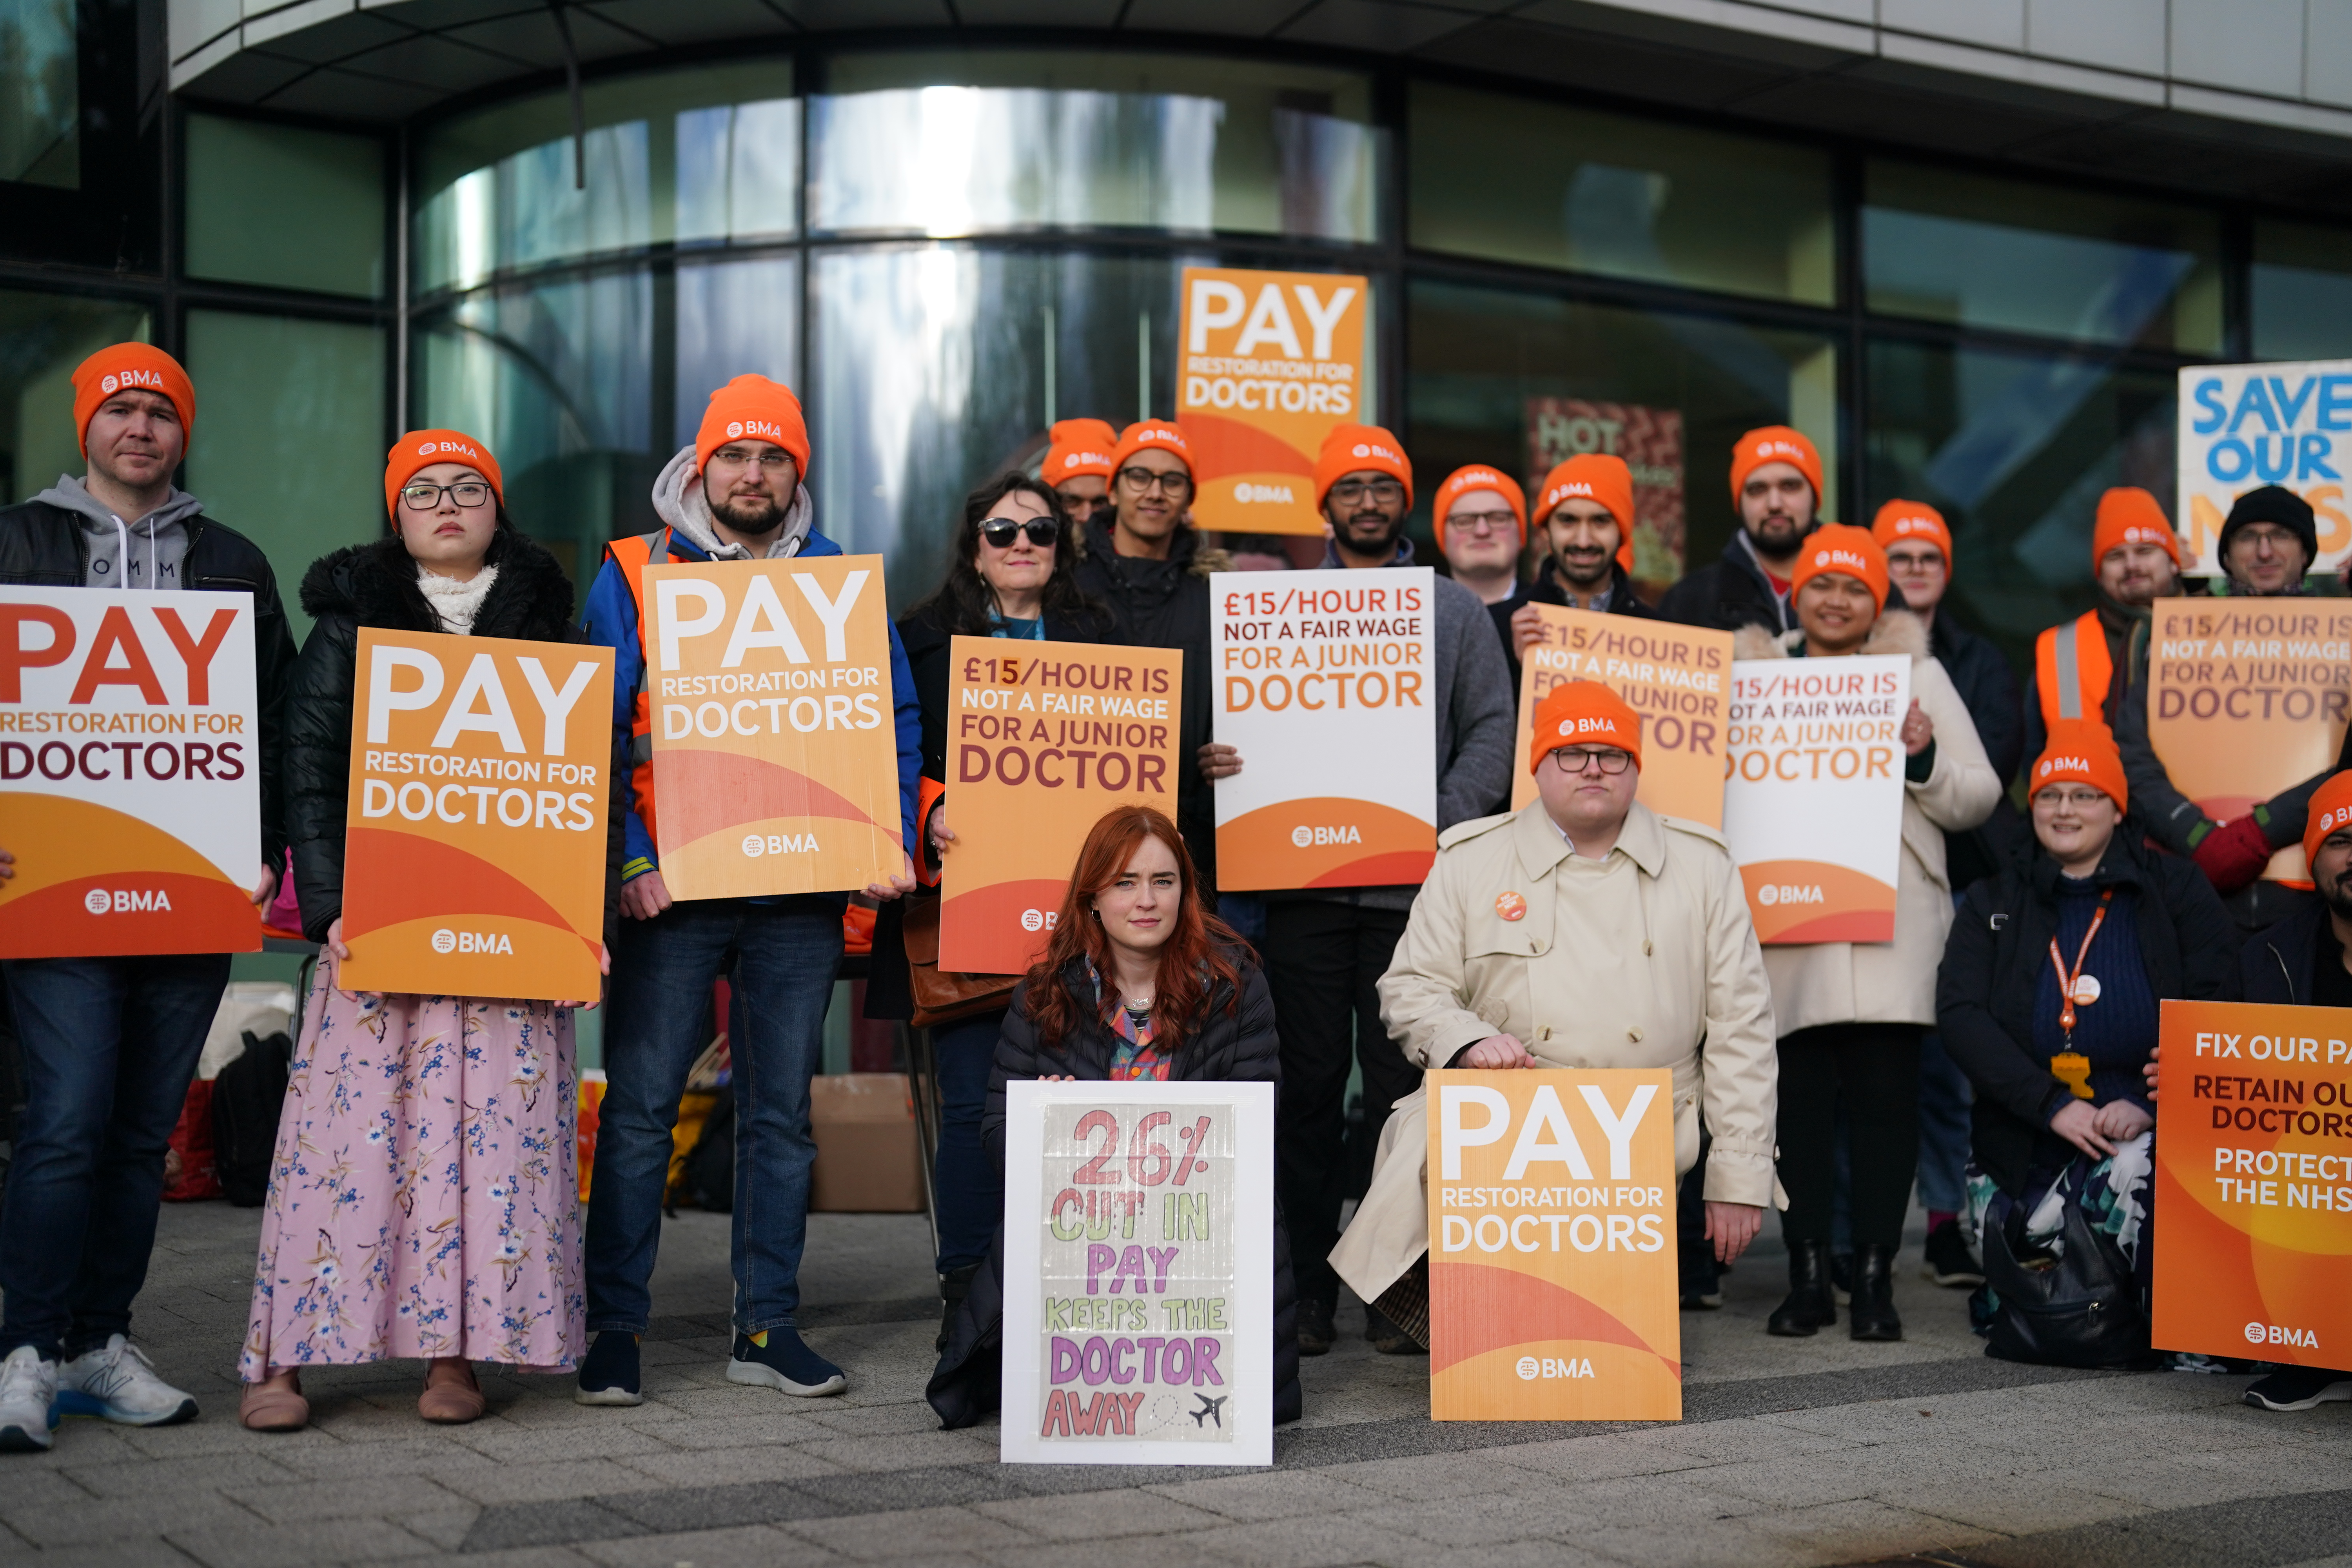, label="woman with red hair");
[923,806,1299,1427]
